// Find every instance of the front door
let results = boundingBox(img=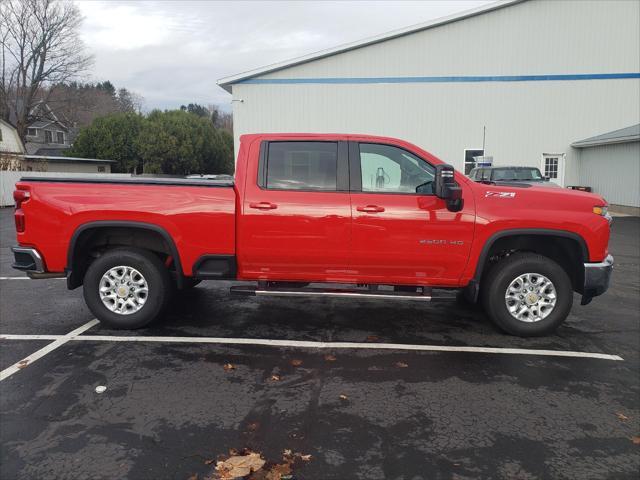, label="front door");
[541,154,565,186]
[239,140,352,282]
[349,142,475,286]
